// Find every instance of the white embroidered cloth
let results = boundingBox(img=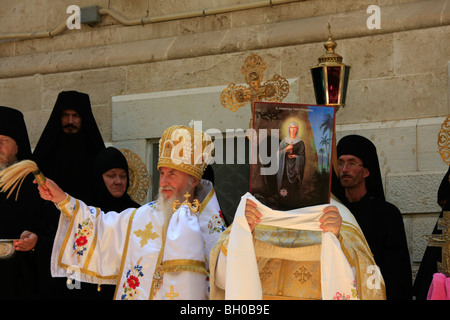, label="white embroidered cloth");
[226,192,358,300]
[163,205,206,263]
[159,205,208,300]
